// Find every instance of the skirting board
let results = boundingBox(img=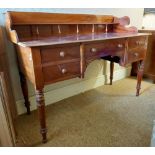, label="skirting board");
[16,66,131,115]
[151,120,155,146]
